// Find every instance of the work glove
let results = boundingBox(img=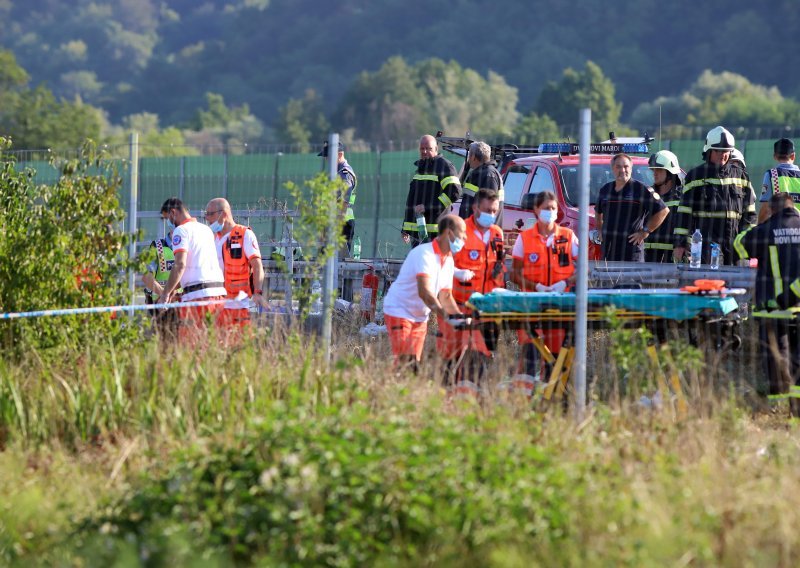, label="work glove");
[534,283,552,293]
[589,229,602,245]
[551,280,568,293]
[448,316,472,330]
[454,269,475,282]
